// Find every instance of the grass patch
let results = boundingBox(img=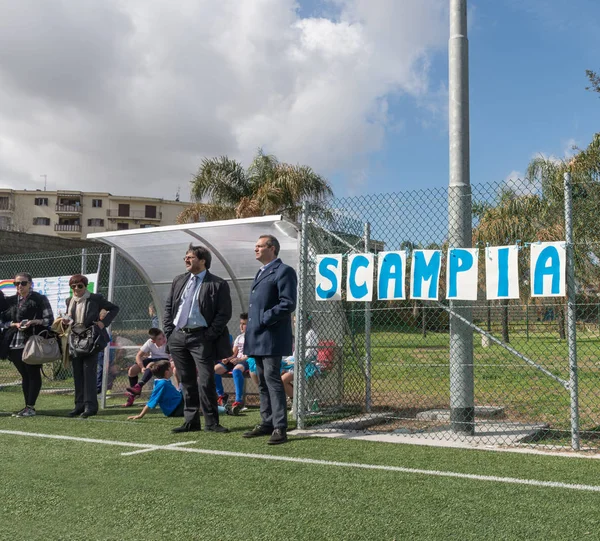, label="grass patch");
[2,393,600,540]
